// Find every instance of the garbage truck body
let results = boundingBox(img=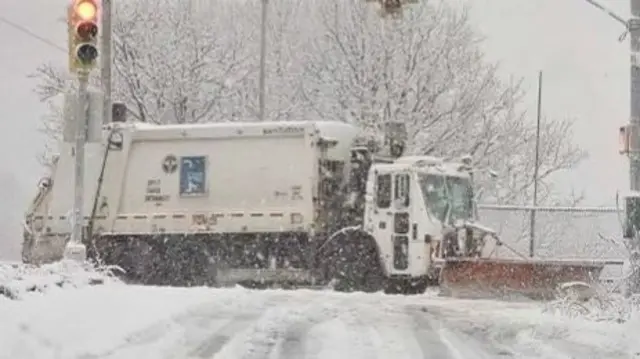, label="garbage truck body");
[23,120,609,298]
